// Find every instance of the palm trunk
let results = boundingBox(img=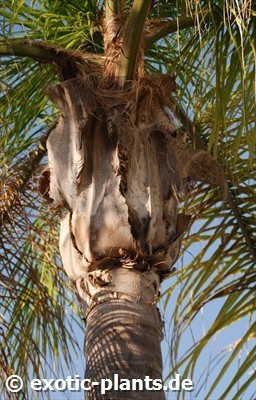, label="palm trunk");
[84,267,165,399]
